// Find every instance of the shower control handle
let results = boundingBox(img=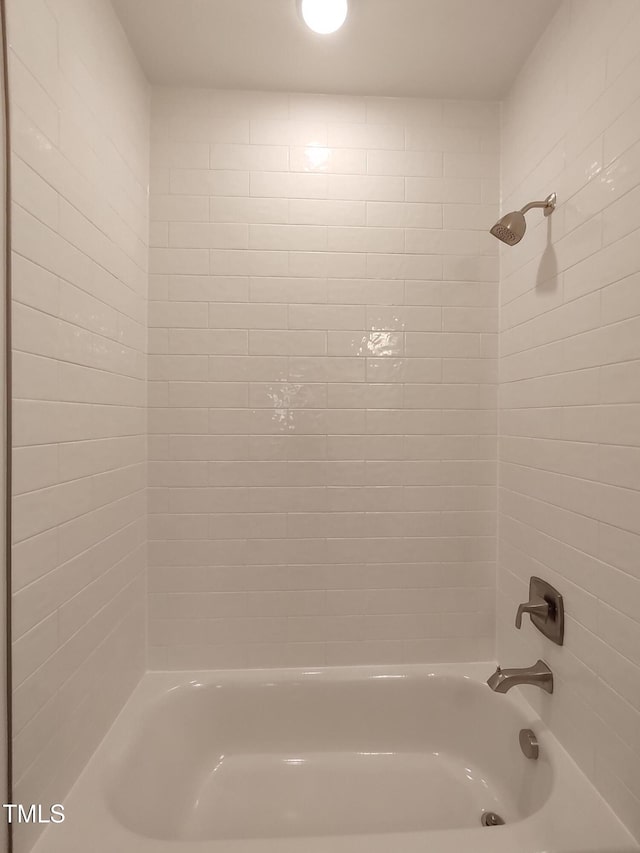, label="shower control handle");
[515,577,564,645]
[515,598,549,629]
